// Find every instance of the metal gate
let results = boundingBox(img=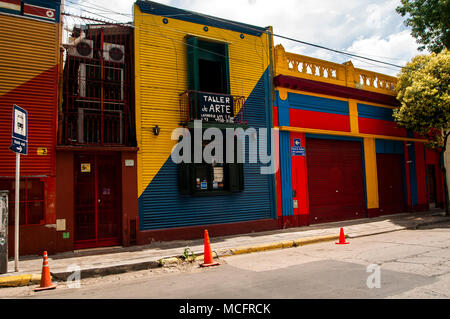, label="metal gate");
[74,153,122,249]
[306,138,366,224]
